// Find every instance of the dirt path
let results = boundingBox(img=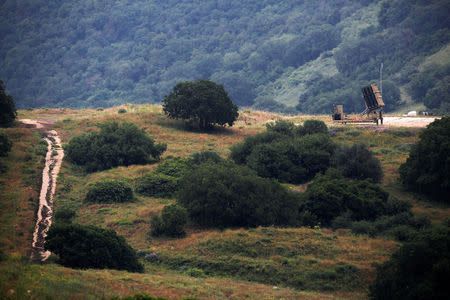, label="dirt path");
[21,119,64,262]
